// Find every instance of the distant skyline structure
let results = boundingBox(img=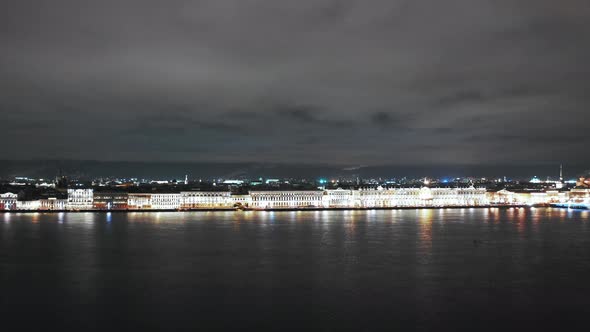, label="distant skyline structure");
[560,164,564,182]
[0,160,587,182]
